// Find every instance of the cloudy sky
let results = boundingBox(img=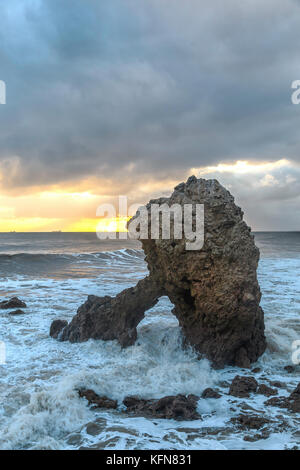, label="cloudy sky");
[0,0,300,231]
